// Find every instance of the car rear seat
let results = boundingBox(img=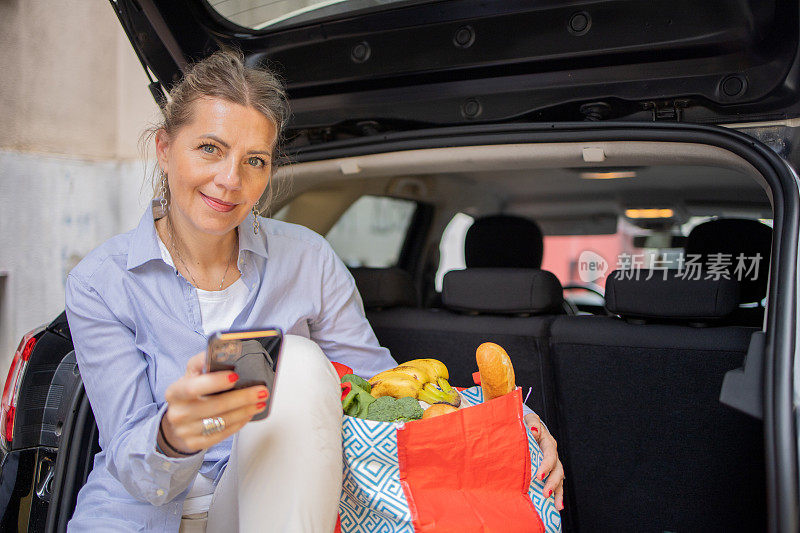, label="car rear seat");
[350,266,419,309]
[464,214,545,269]
[550,271,766,532]
[685,218,772,327]
[353,214,562,409]
[351,215,573,527]
[426,214,547,308]
[360,267,563,419]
